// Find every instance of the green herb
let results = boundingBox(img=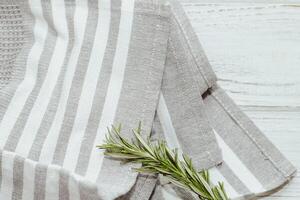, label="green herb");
[97,123,229,200]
